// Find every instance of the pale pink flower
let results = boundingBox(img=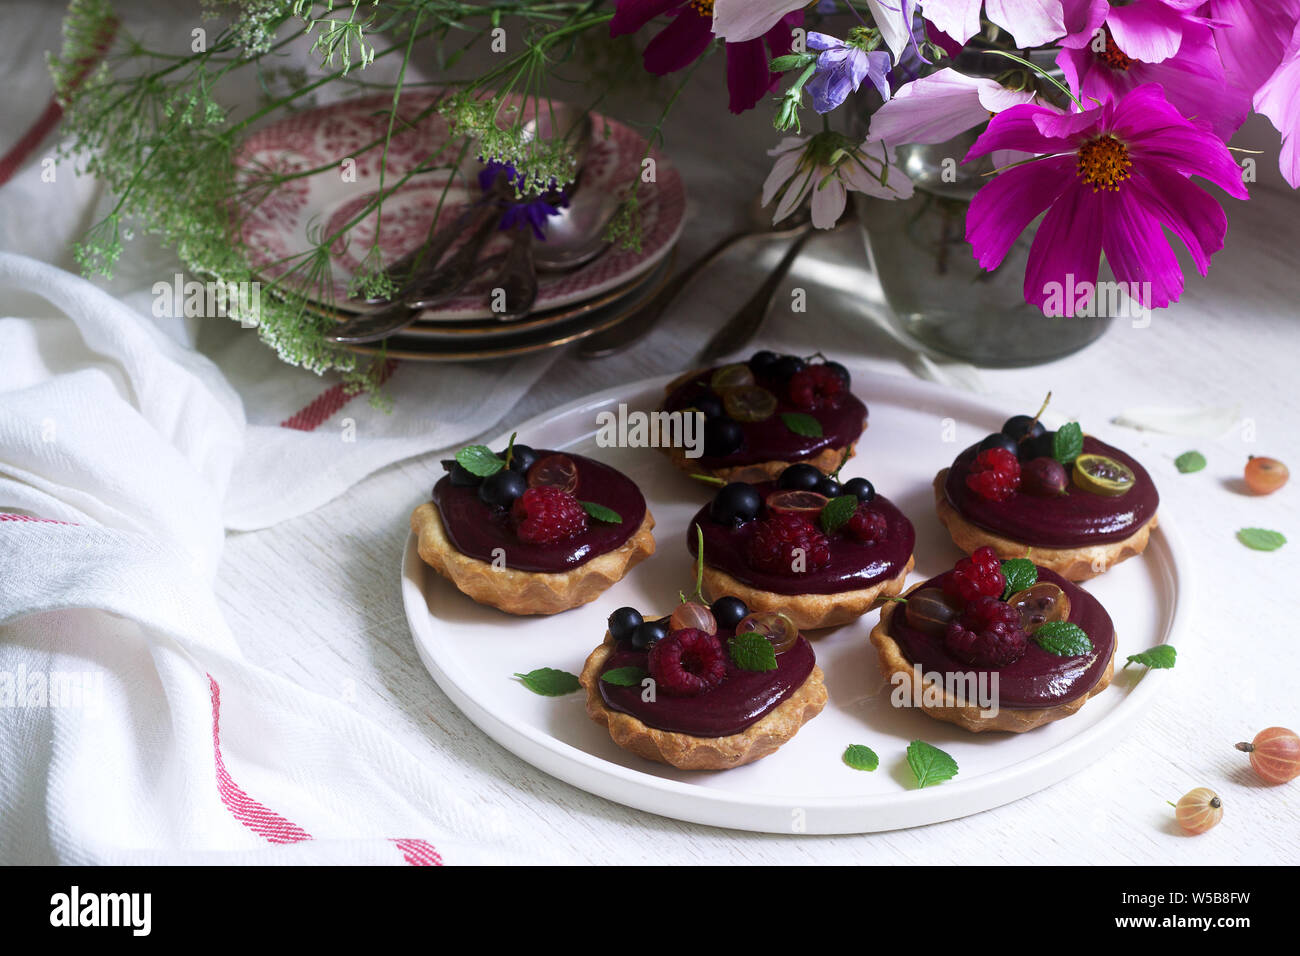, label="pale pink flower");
[763,133,914,229]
